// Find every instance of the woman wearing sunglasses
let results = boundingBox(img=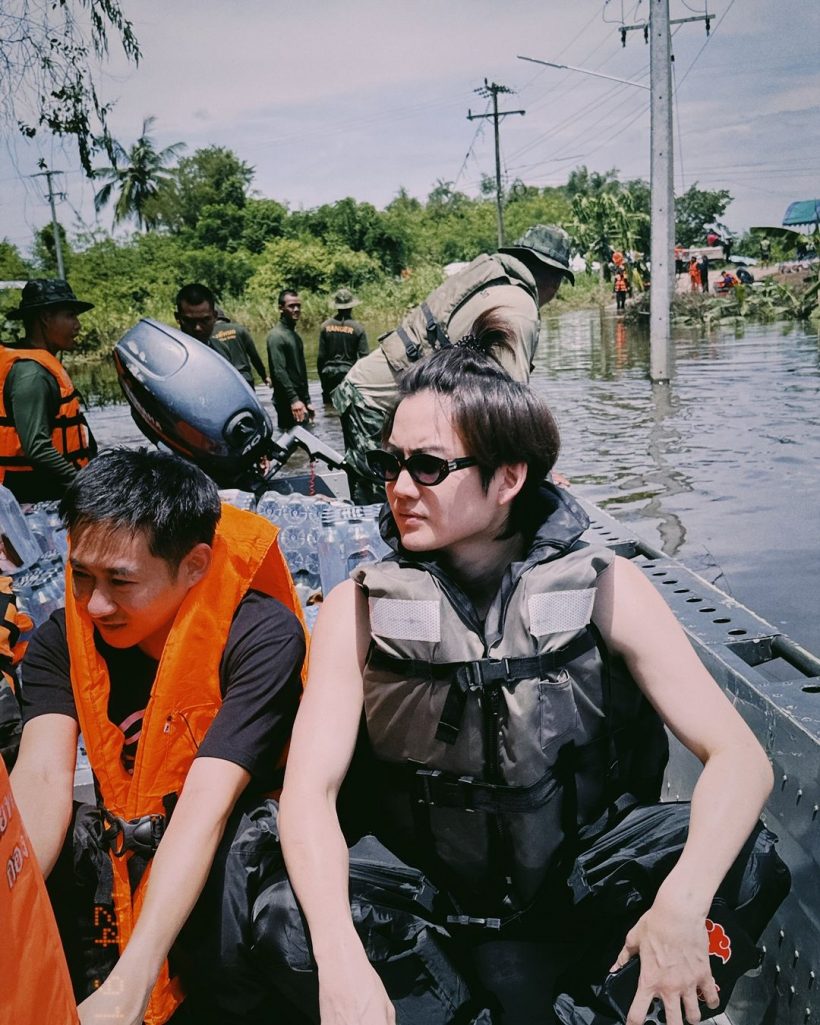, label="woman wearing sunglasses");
[278,338,772,1025]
